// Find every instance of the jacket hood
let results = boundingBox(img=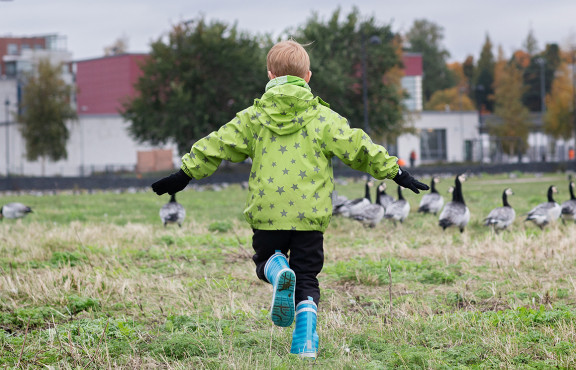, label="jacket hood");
[252,76,328,136]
